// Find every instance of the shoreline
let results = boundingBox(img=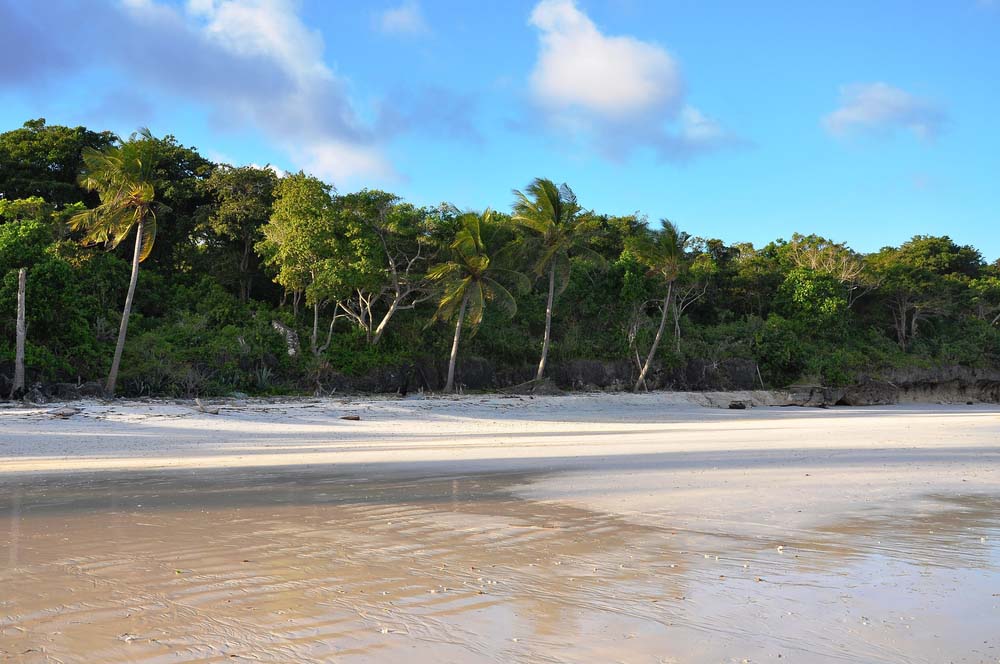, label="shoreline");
[1,392,997,477]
